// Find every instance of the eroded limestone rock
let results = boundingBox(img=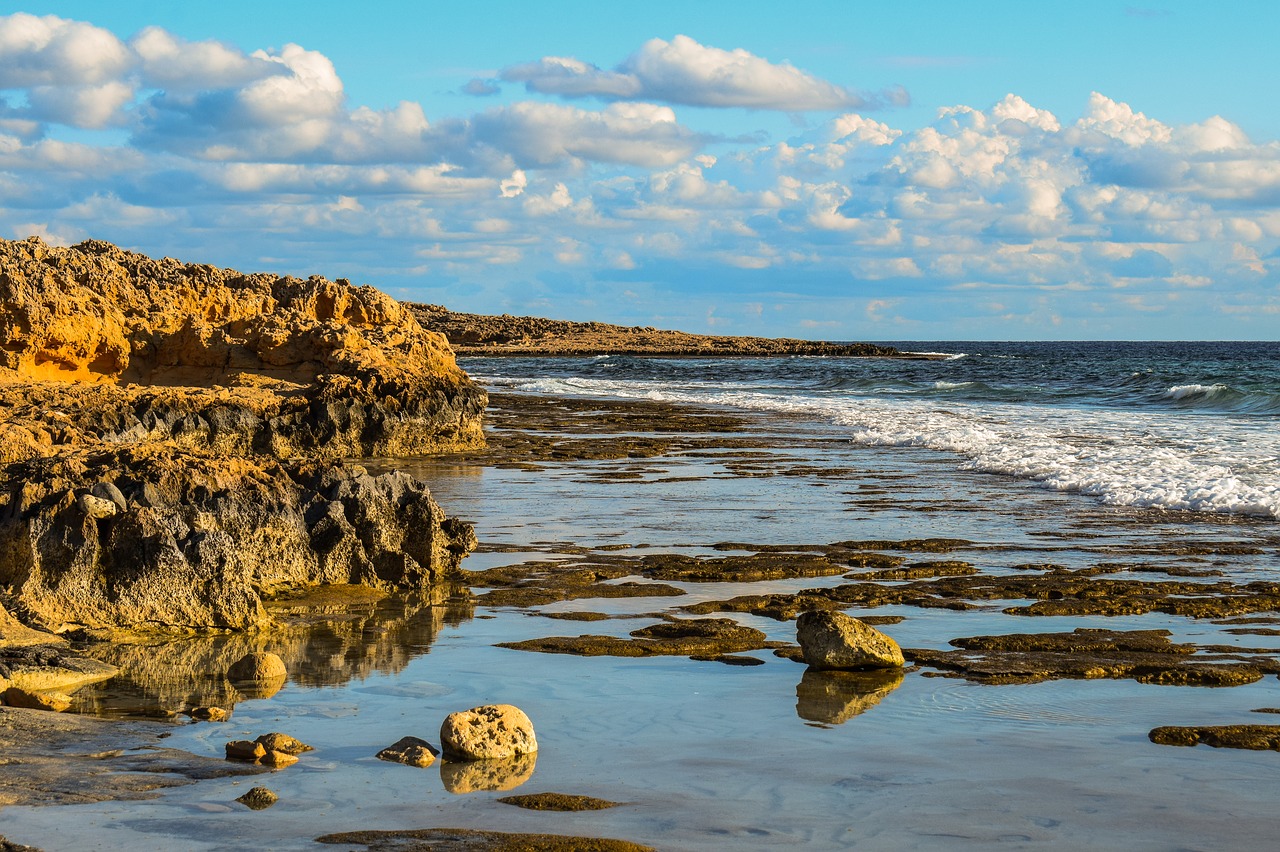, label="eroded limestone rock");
[440,704,537,761]
[0,453,476,632]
